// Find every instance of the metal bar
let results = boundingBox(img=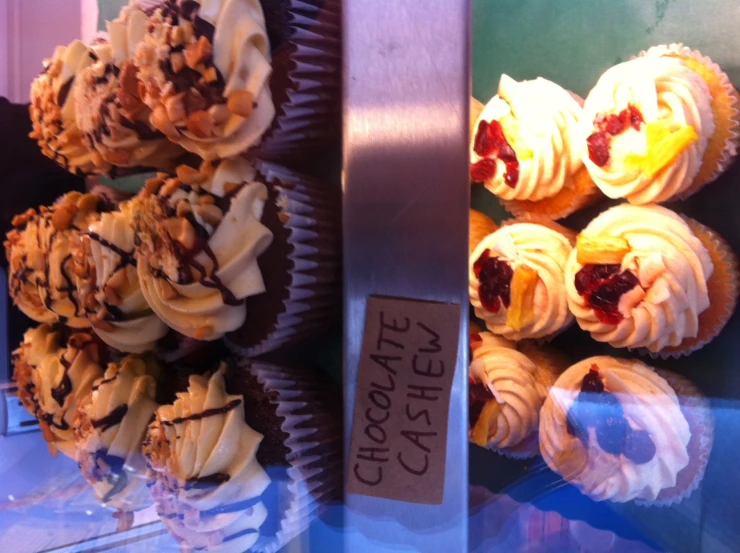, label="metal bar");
[343,0,471,550]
